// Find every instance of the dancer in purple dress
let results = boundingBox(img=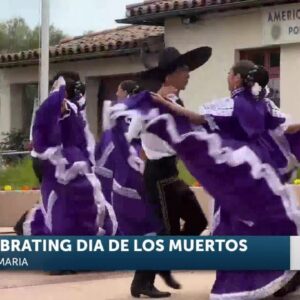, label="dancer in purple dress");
[110,60,300,299]
[22,72,117,237]
[95,80,141,205]
[95,80,162,236]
